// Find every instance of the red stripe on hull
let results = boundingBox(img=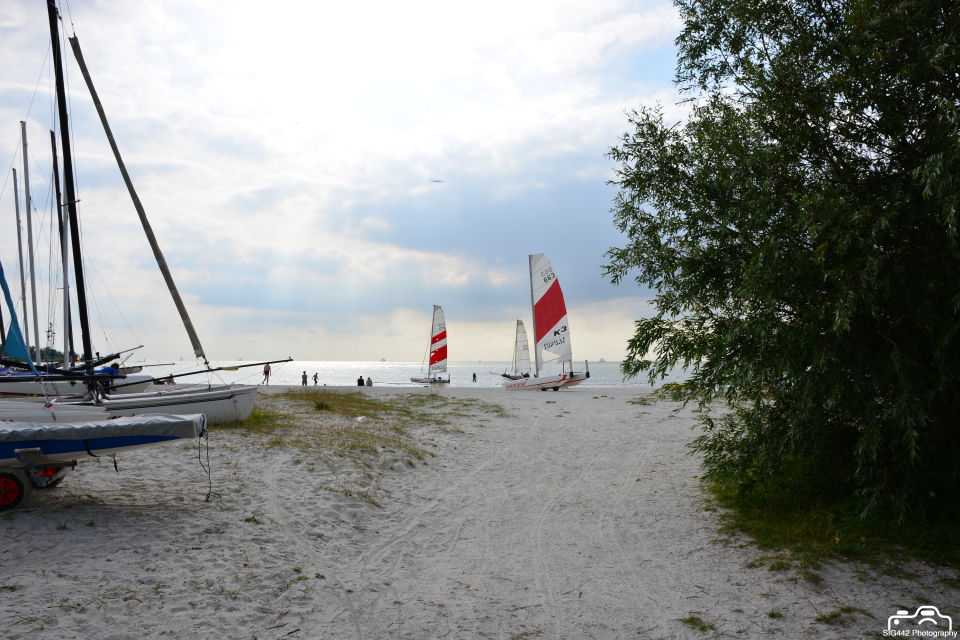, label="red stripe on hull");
[534,280,567,344]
